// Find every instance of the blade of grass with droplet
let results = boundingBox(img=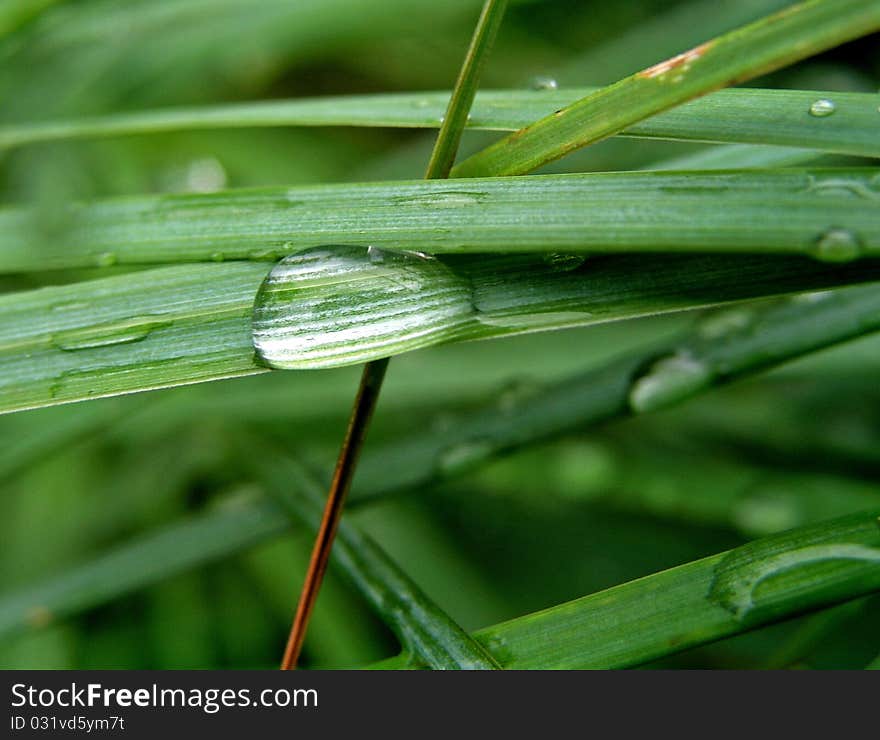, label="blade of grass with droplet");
[4,169,880,272]
[2,87,878,159]
[259,452,500,669]
[452,0,880,177]
[370,510,880,668]
[5,285,880,632]
[6,252,880,411]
